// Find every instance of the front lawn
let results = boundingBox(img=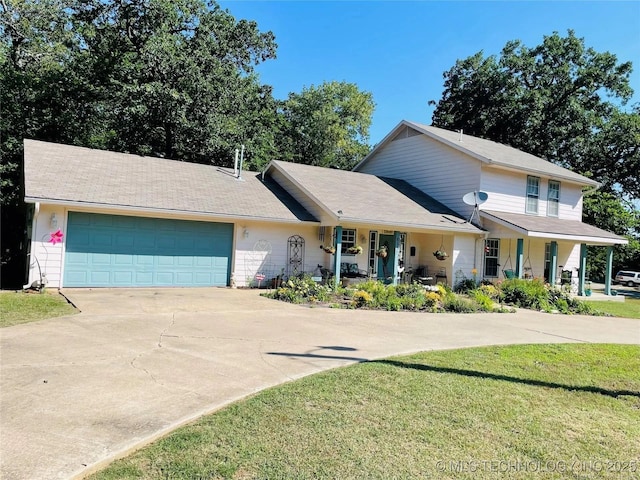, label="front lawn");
[91,344,640,479]
[584,298,640,319]
[0,290,77,327]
